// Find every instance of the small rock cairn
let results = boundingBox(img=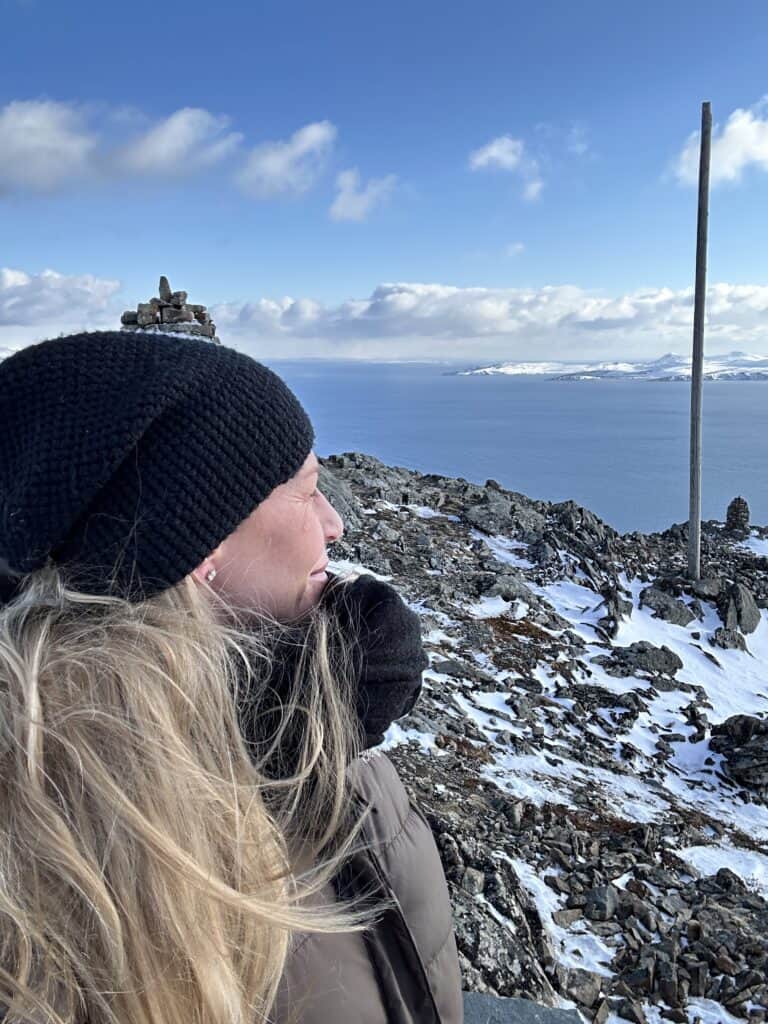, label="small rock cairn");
[121,276,220,343]
[725,496,750,538]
